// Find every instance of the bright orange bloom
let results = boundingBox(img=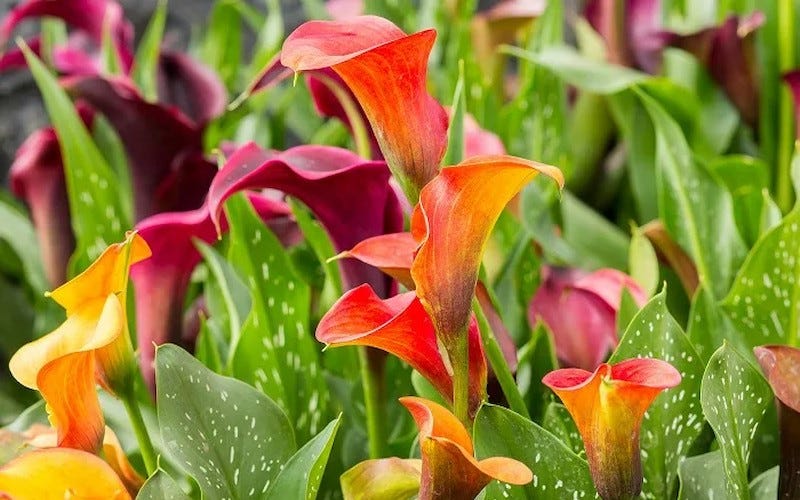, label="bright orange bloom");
[8,233,150,452]
[543,359,681,499]
[400,396,532,499]
[0,447,131,499]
